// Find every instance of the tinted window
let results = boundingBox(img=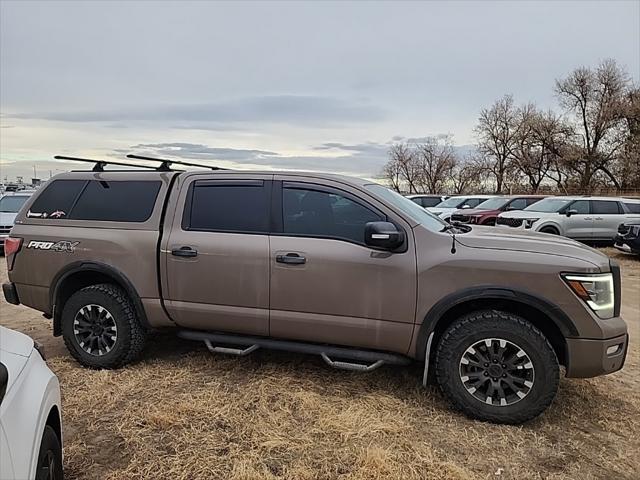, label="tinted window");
[187,181,269,233]
[68,181,161,222]
[463,198,483,208]
[420,197,443,208]
[591,200,620,214]
[0,195,29,213]
[27,179,86,219]
[568,200,590,214]
[508,198,528,210]
[283,186,382,244]
[526,197,543,206]
[624,202,640,213]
